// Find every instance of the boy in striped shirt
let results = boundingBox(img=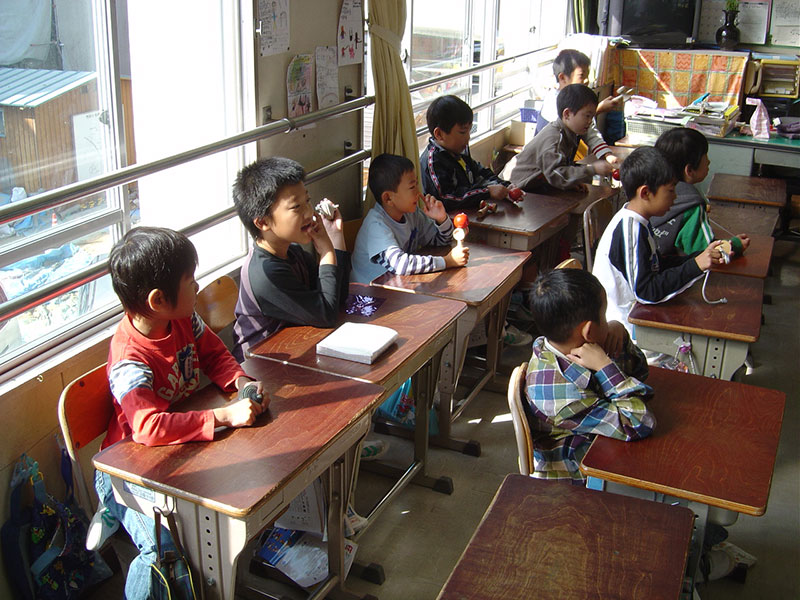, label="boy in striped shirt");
[351,153,468,284]
[524,268,655,481]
